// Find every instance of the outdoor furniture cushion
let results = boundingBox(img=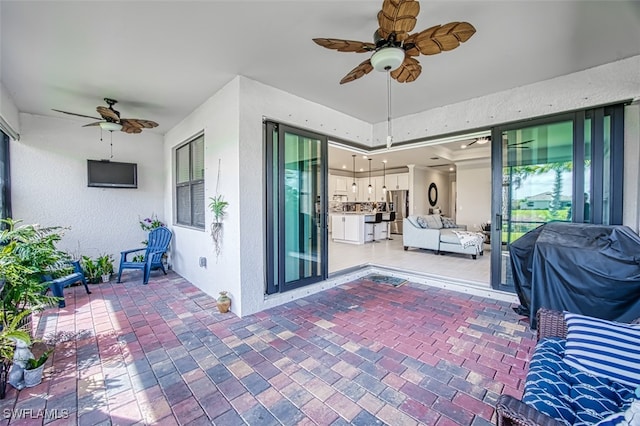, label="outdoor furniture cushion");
[564,312,640,388]
[522,337,636,426]
[594,400,640,425]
